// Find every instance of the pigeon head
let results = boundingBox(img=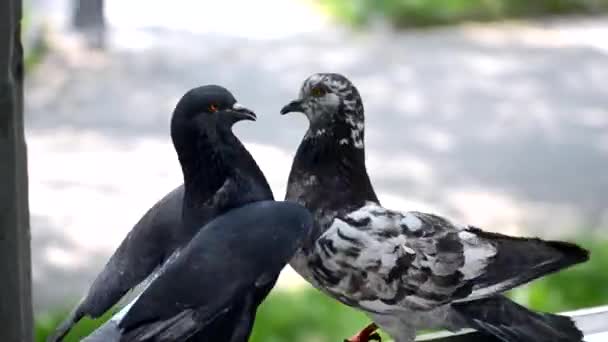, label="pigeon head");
[171,85,256,141]
[281,73,364,149]
[170,85,257,198]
